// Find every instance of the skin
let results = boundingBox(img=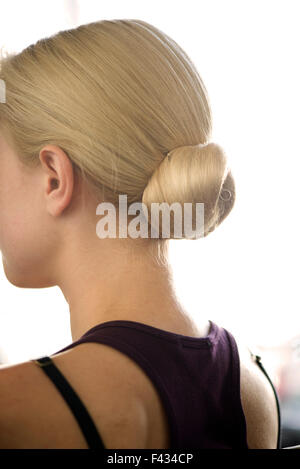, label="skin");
[0,130,200,342]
